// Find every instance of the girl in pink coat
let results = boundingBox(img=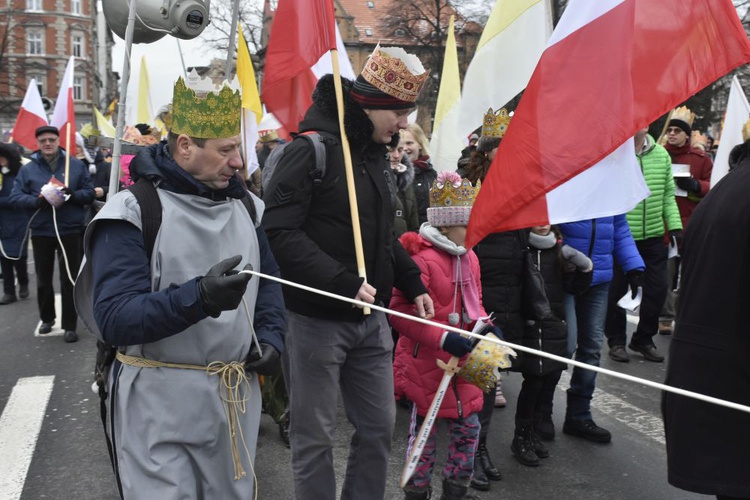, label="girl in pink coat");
[390,171,499,500]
